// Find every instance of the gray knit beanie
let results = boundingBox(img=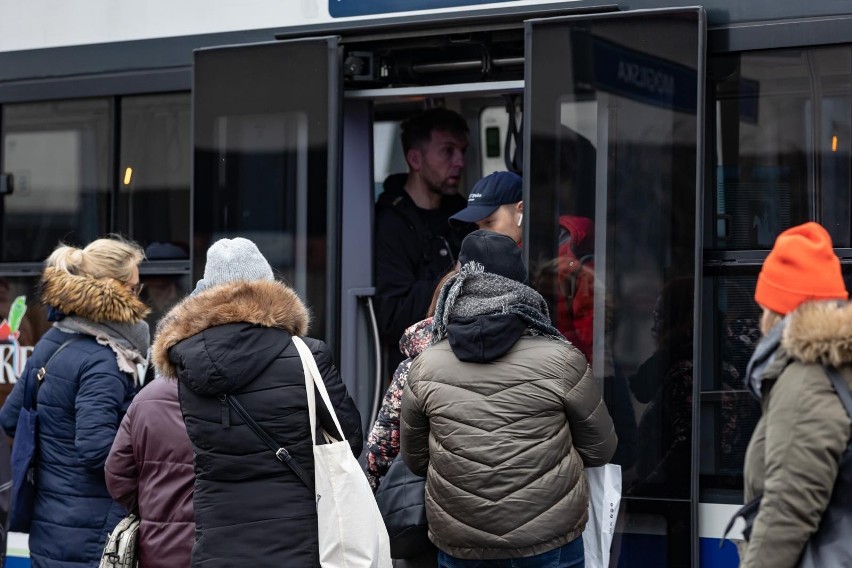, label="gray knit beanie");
[193,237,274,294]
